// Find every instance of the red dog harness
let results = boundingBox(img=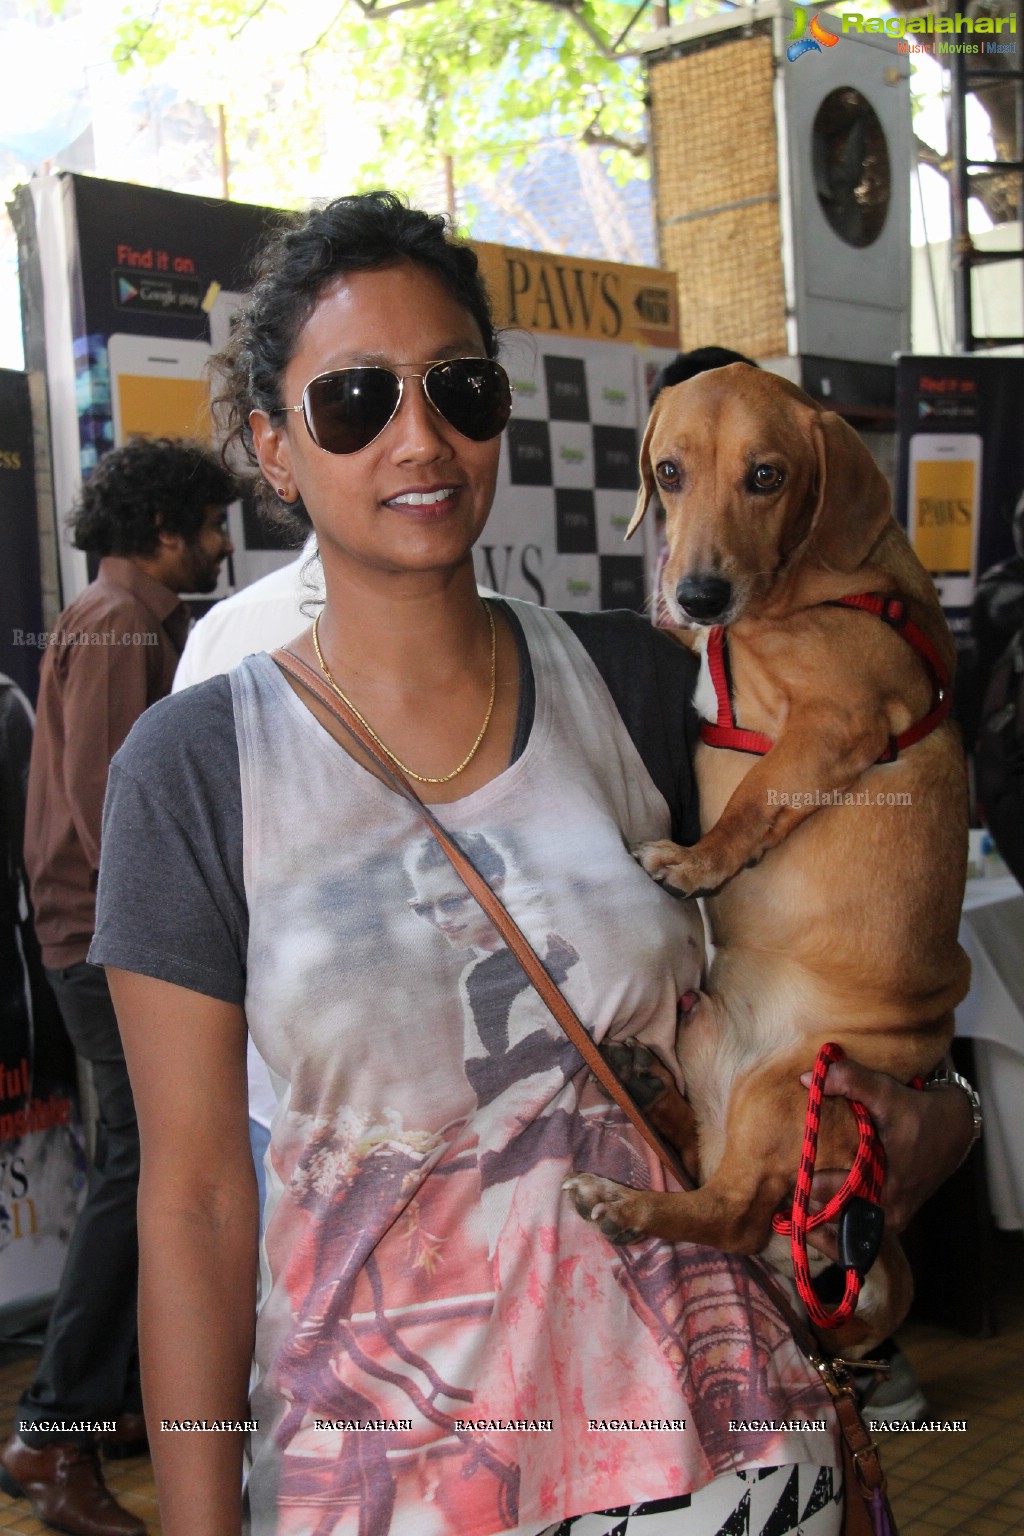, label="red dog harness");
[700,592,953,762]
